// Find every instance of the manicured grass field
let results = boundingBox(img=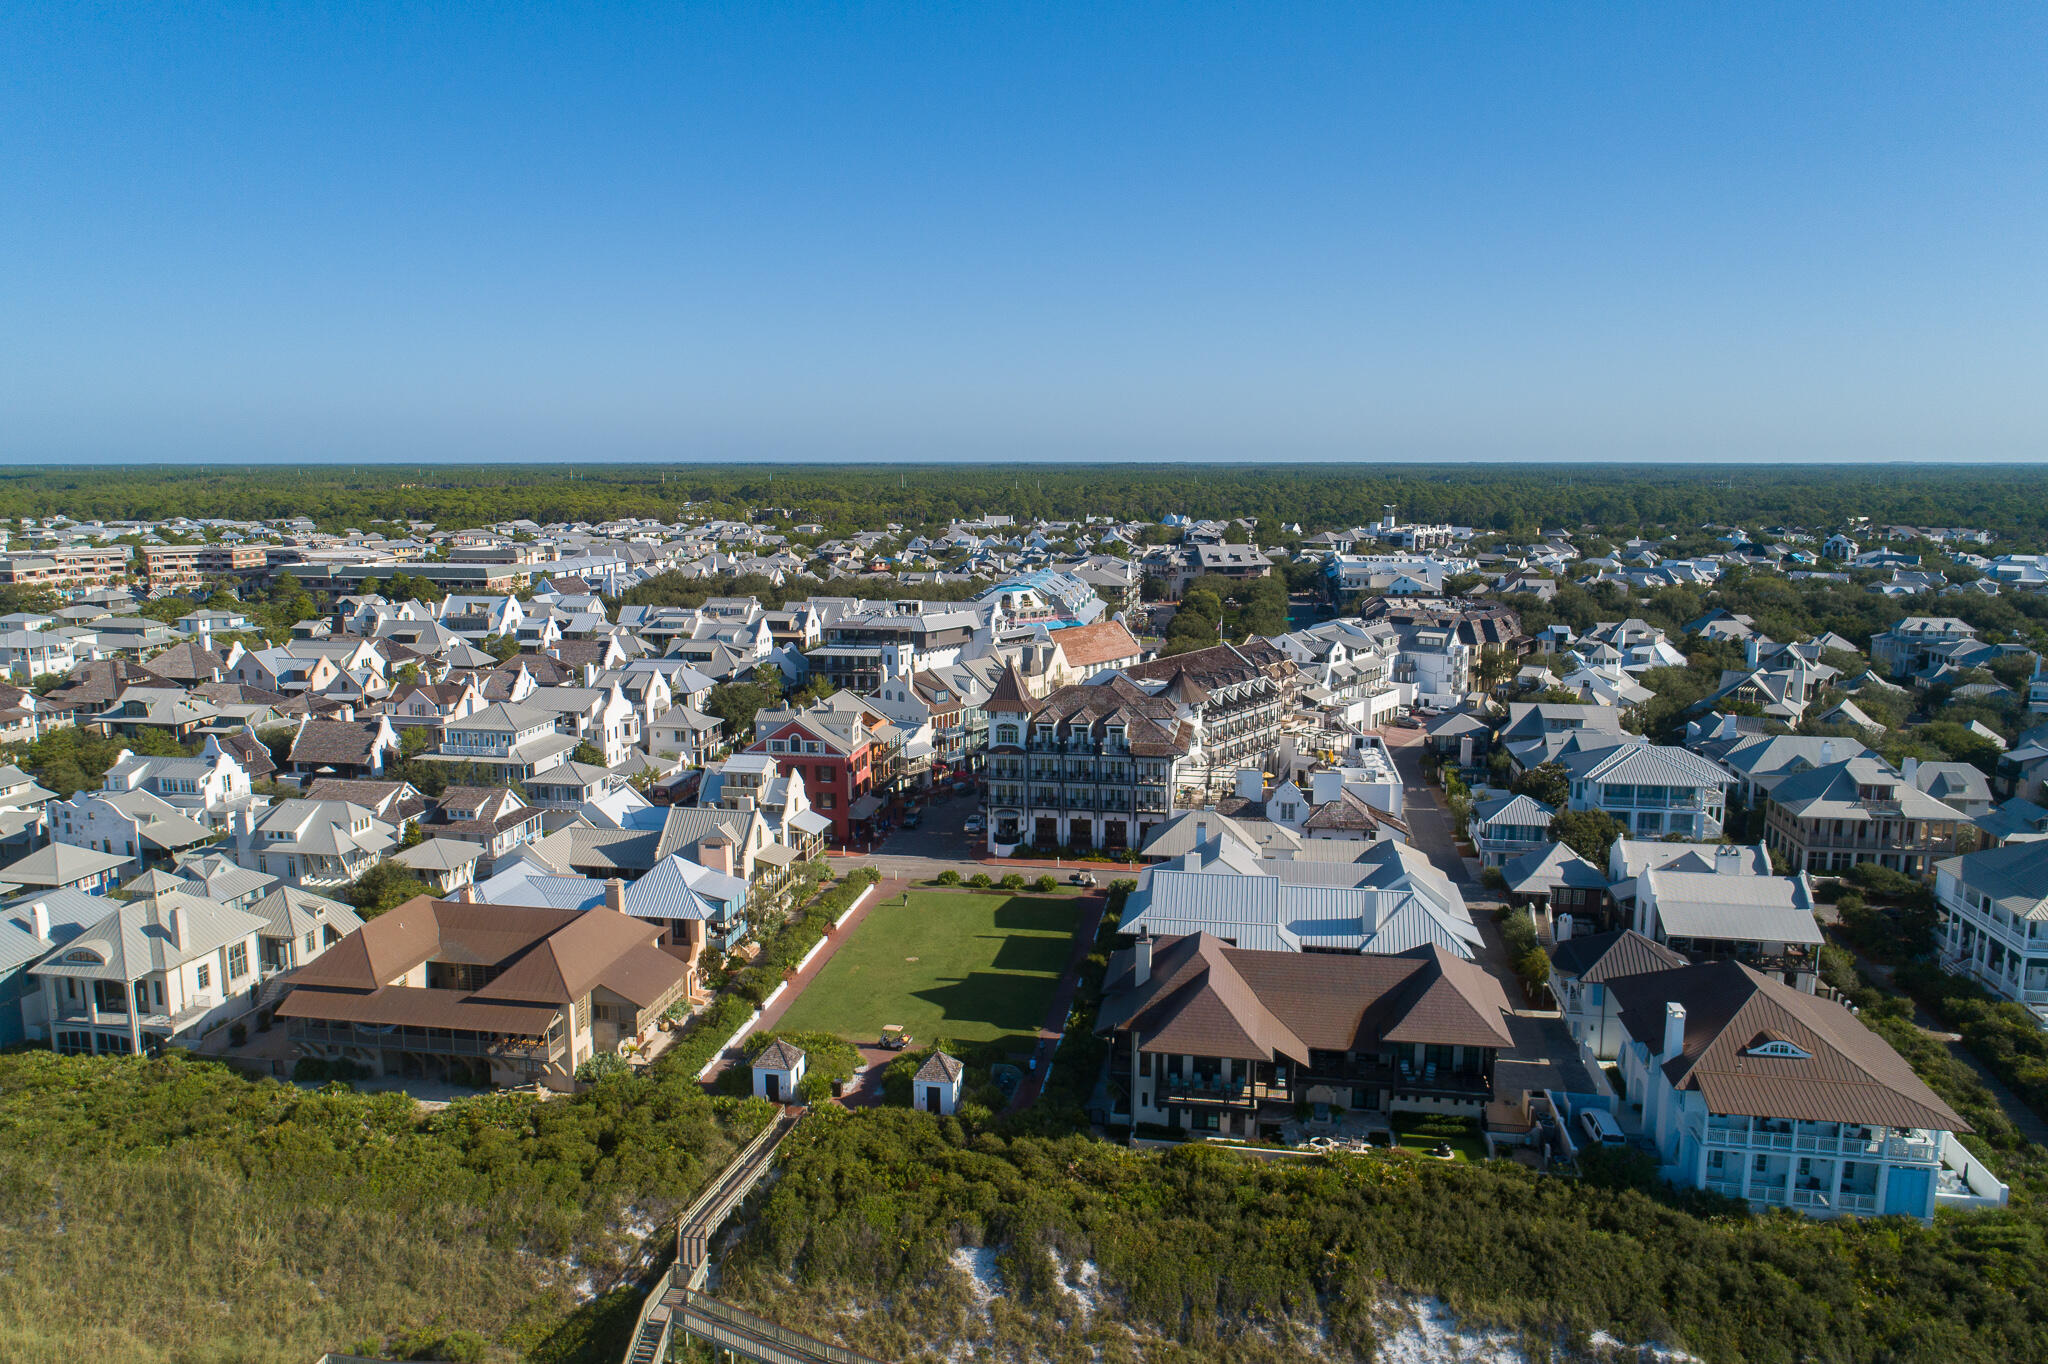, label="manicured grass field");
[1391,1114,1490,1163]
[773,891,1083,1053]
